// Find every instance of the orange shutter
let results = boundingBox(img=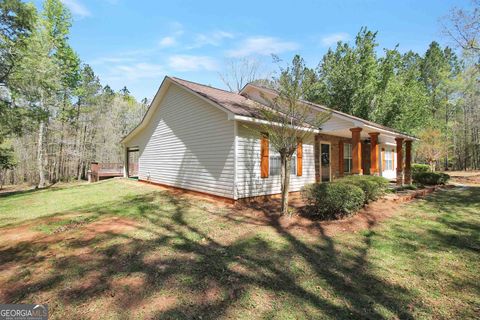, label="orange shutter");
[381,148,386,171]
[260,133,269,178]
[297,139,303,176]
[338,140,344,177]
